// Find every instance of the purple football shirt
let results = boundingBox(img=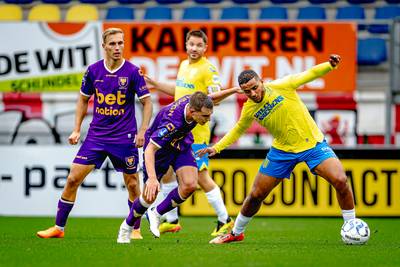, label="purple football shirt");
[145,95,196,152]
[80,59,150,144]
